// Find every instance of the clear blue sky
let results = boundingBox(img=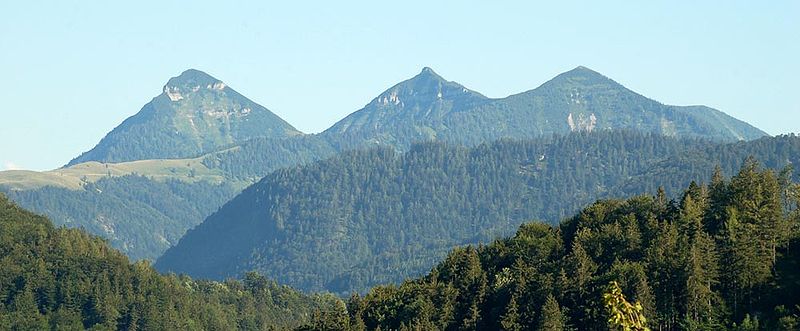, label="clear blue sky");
[1,1,798,171]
